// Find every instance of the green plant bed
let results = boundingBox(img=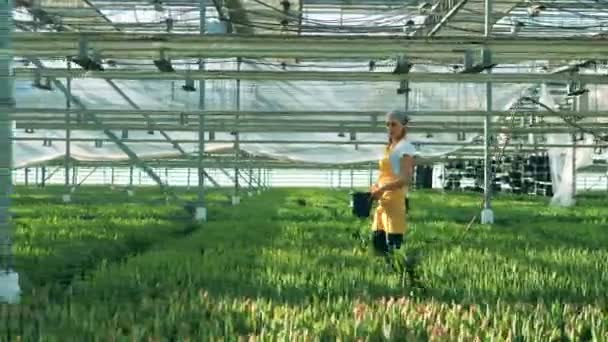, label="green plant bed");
[10,186,210,294]
[4,188,608,340]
